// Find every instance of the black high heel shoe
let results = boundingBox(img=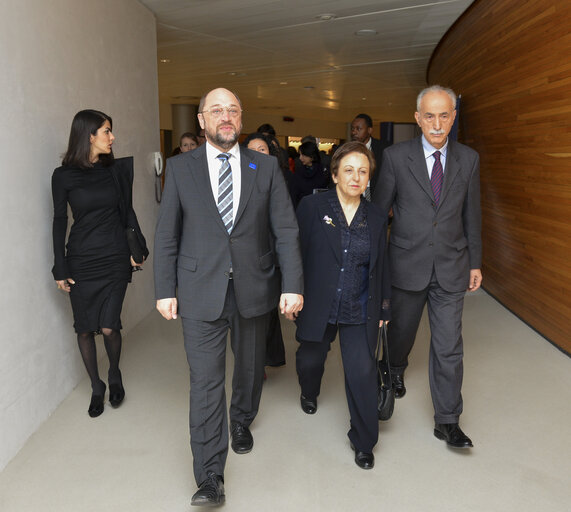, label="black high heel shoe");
[109,382,125,408]
[88,383,106,418]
